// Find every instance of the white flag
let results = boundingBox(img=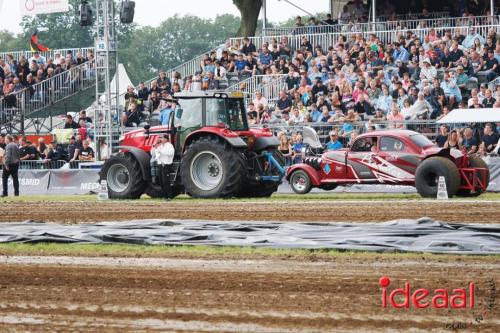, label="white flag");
[20,0,69,16]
